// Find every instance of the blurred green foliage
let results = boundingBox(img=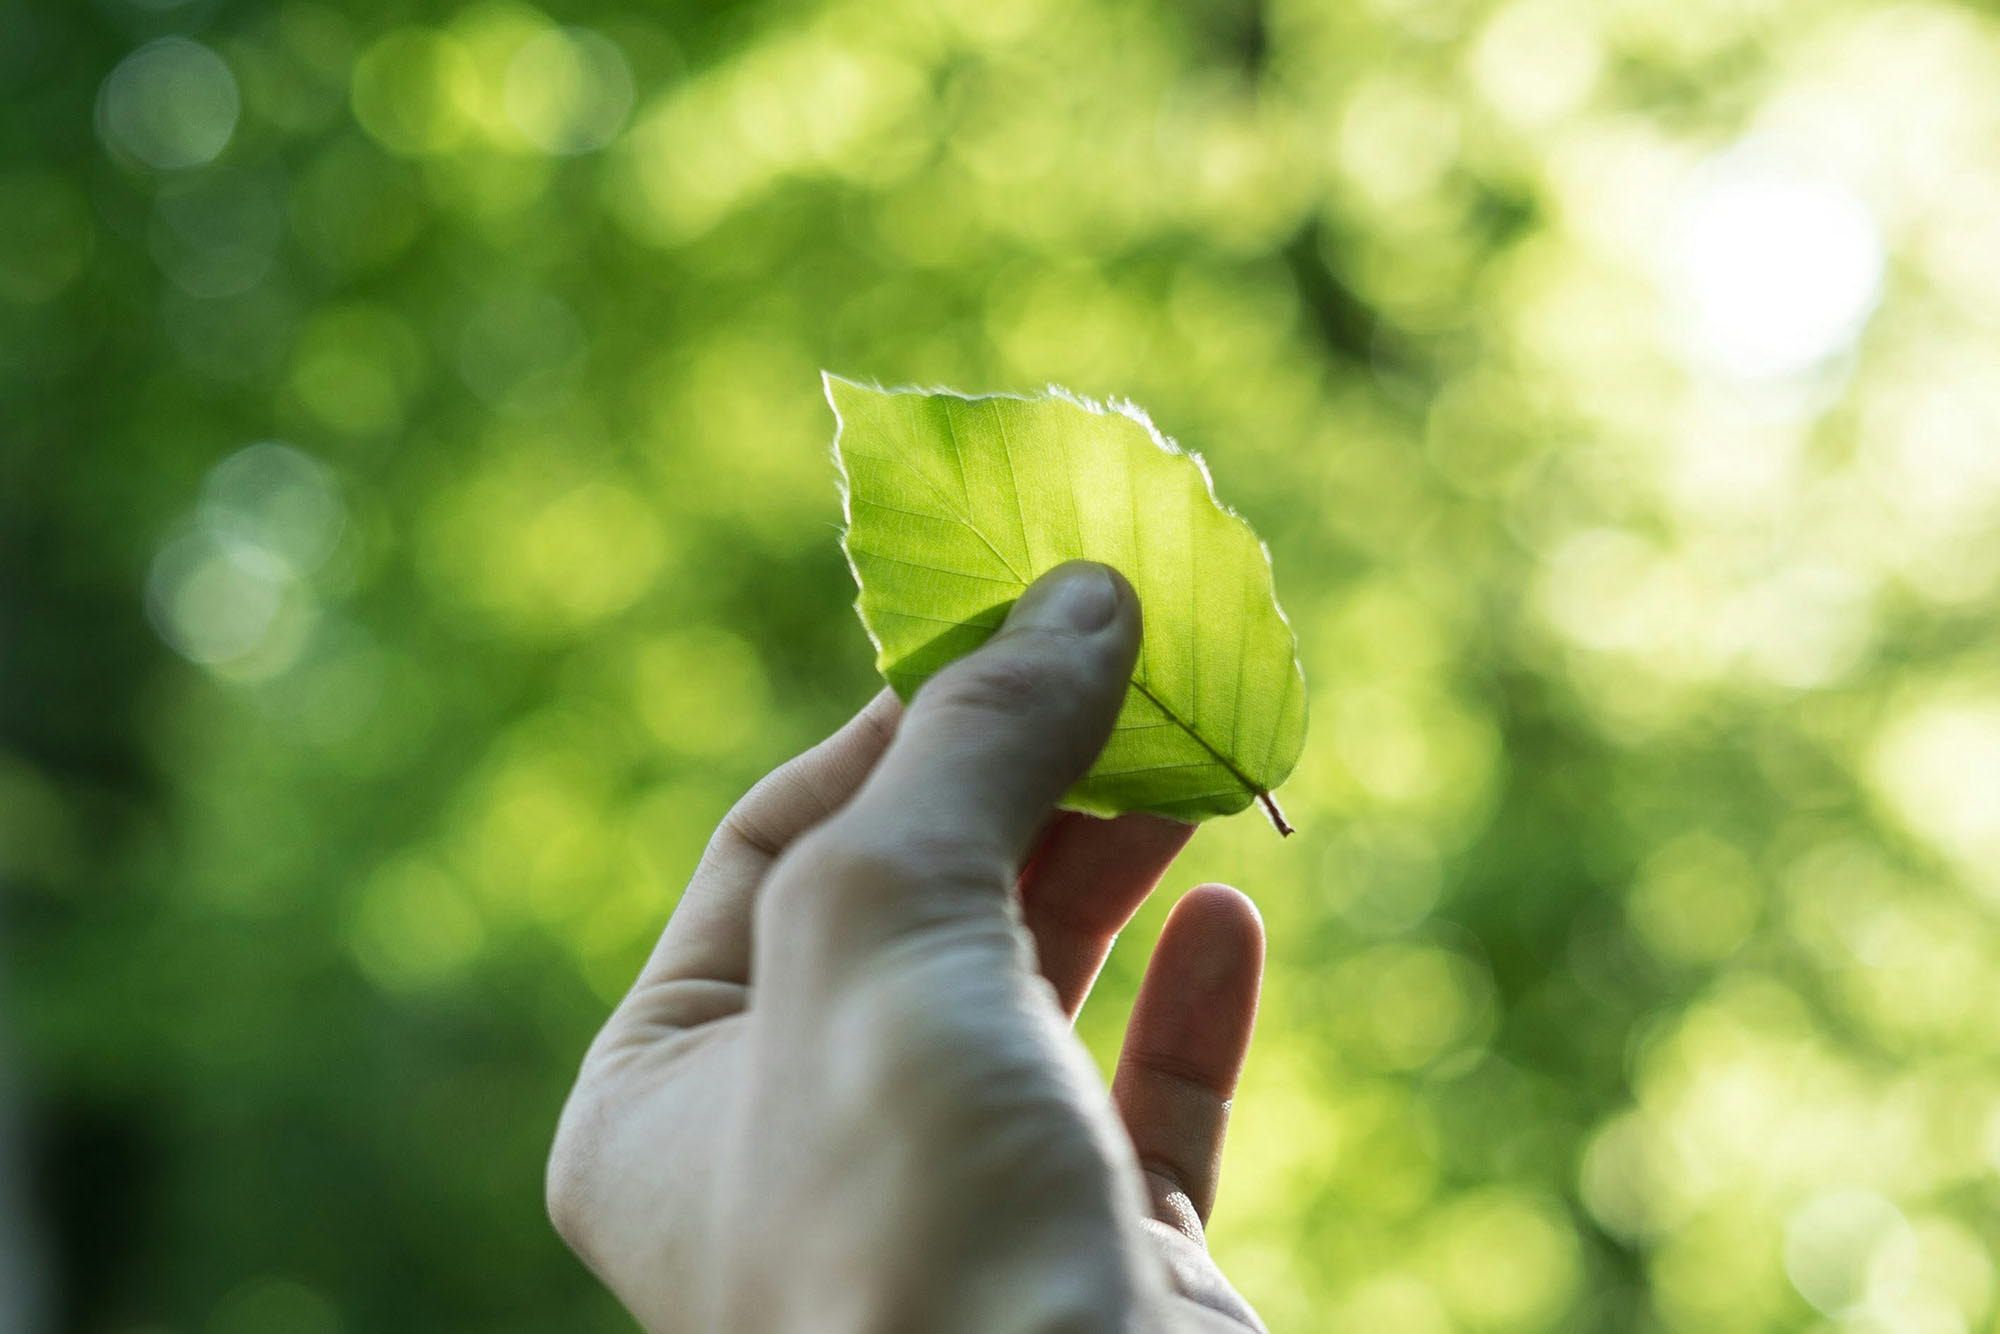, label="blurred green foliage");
[6,0,2000,1329]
